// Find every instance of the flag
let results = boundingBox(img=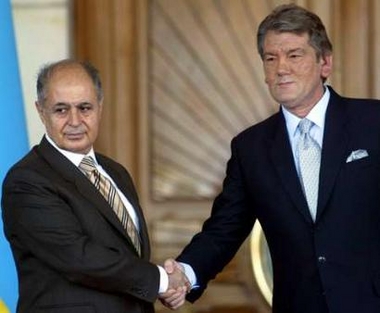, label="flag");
[0,1,29,312]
